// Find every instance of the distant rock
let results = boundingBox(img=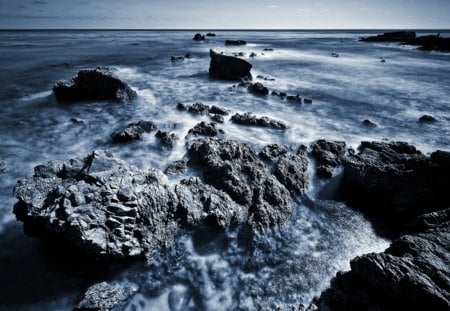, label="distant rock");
[286,95,302,103]
[361,31,417,42]
[209,49,252,80]
[303,98,313,104]
[312,140,346,178]
[184,53,193,59]
[187,121,224,137]
[271,91,287,99]
[248,82,269,96]
[192,33,205,41]
[256,75,276,81]
[176,102,187,111]
[231,112,287,129]
[249,52,257,57]
[155,130,178,148]
[74,281,139,311]
[171,56,185,61]
[206,32,216,37]
[0,159,5,174]
[263,48,274,51]
[259,144,288,161]
[209,105,229,115]
[70,118,86,125]
[53,67,136,103]
[225,40,247,46]
[111,120,156,143]
[362,119,377,127]
[419,114,437,122]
